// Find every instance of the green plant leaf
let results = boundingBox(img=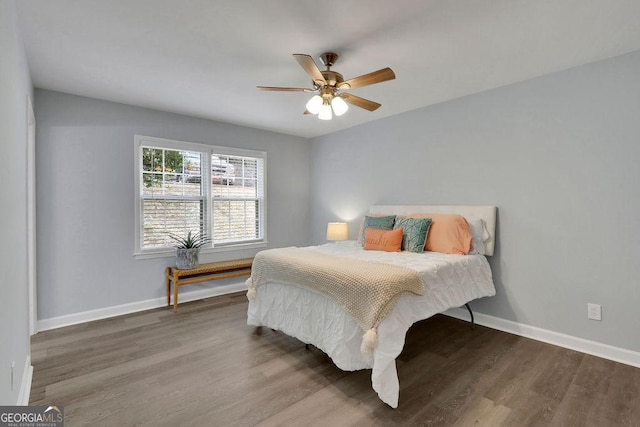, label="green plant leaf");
[169,230,211,248]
